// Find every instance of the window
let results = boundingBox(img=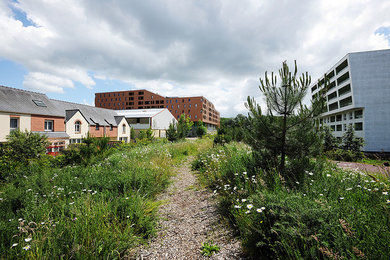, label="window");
[355,110,363,119]
[75,121,81,132]
[195,104,197,107]
[96,124,100,130]
[45,120,54,131]
[10,118,18,131]
[122,124,126,134]
[355,122,363,131]
[110,124,113,131]
[32,99,47,107]
[336,115,342,121]
[336,125,342,131]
